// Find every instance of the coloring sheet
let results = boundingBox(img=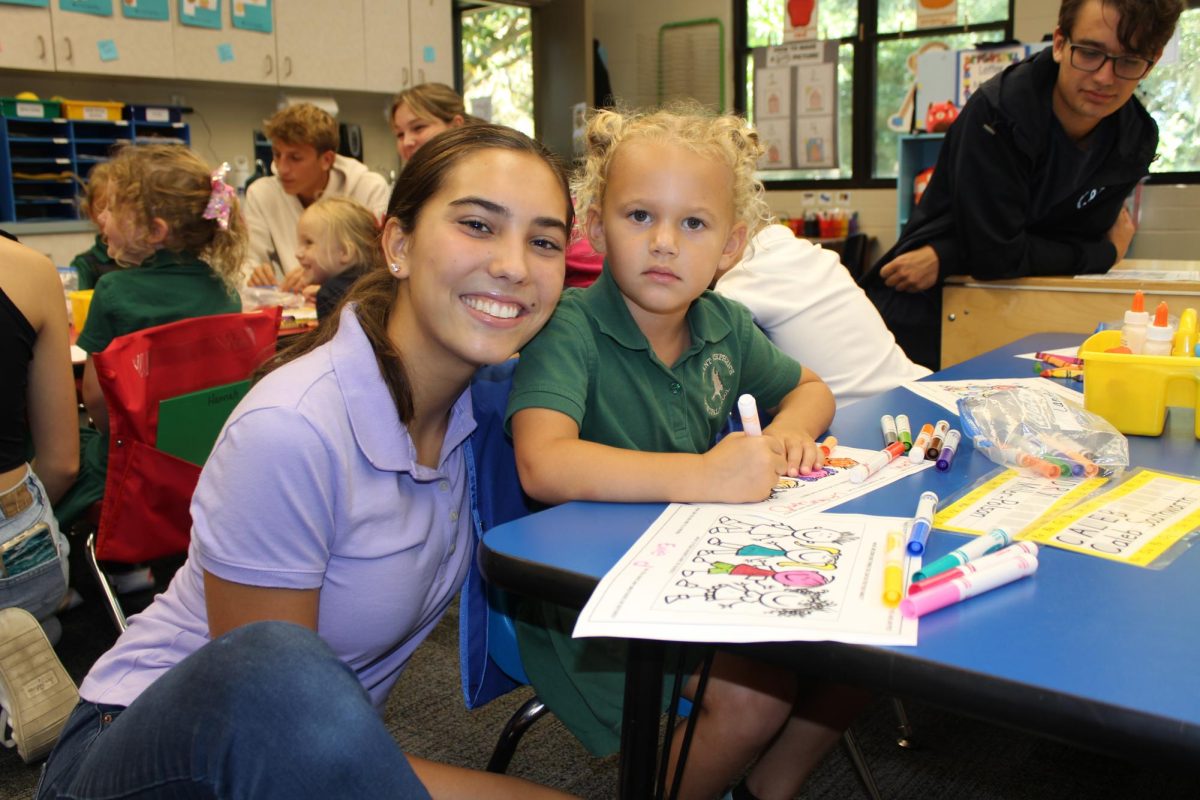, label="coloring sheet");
[715,444,934,518]
[903,378,1084,415]
[574,509,918,645]
[1022,469,1200,567]
[935,468,1108,537]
